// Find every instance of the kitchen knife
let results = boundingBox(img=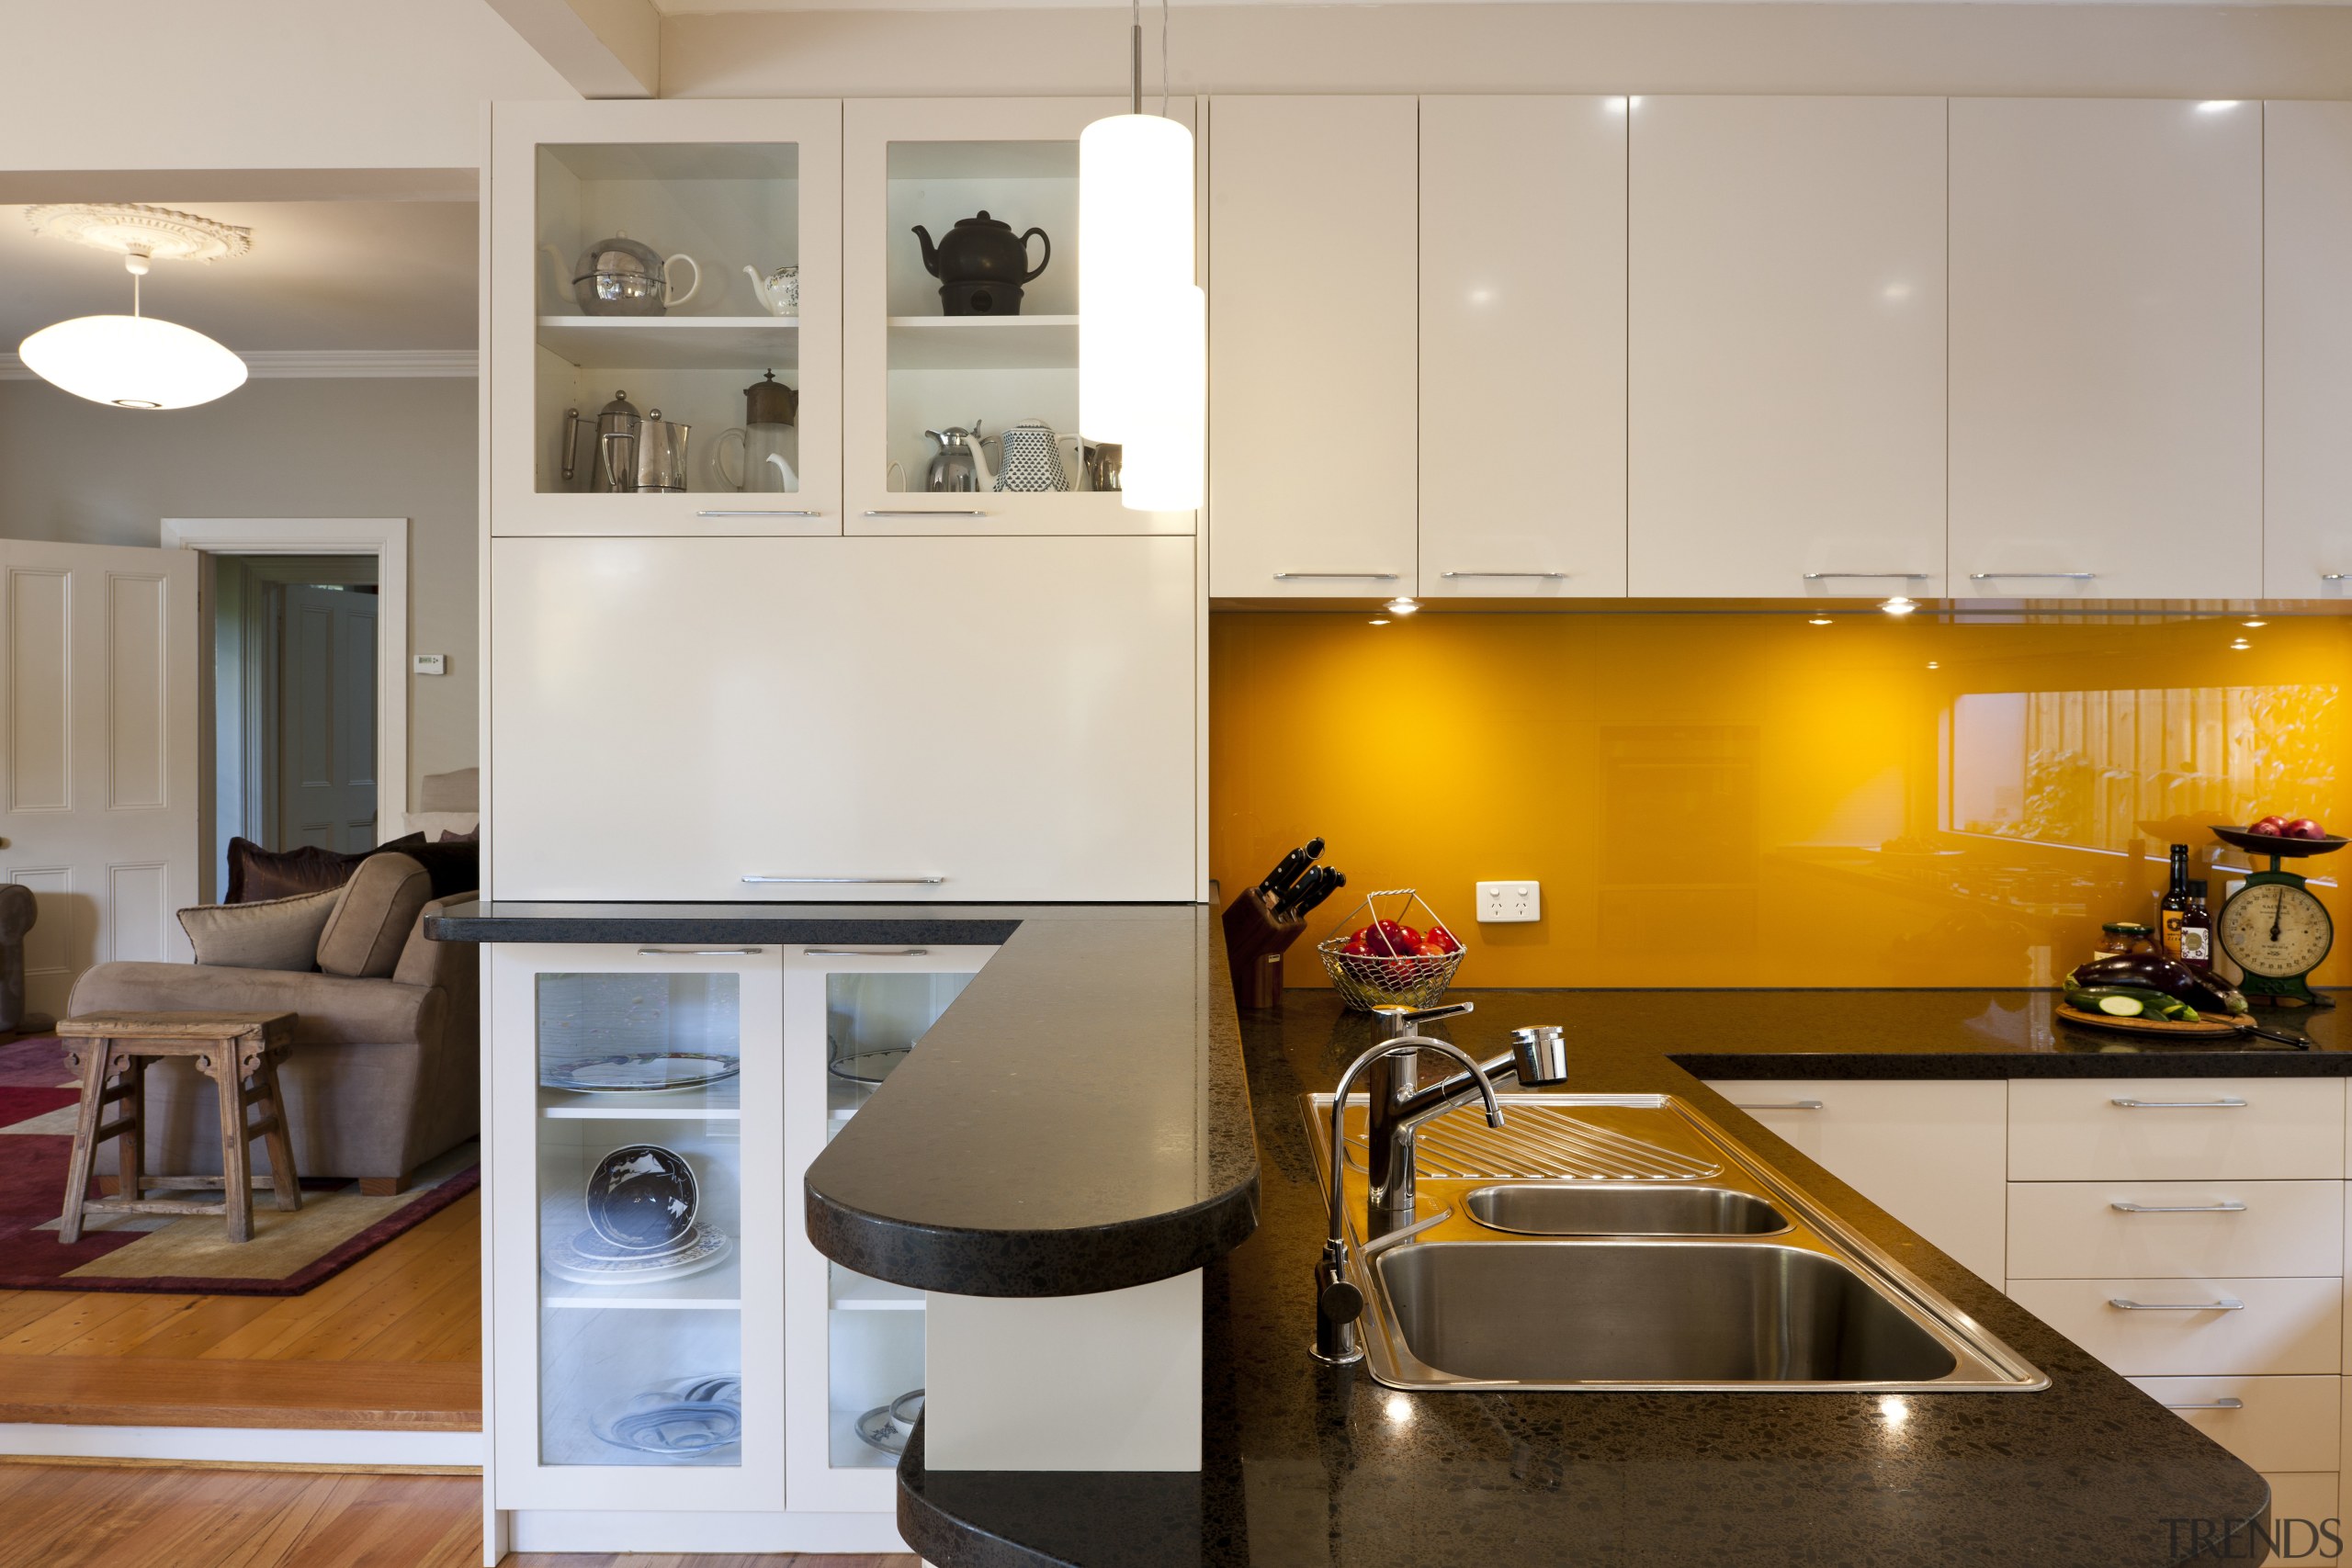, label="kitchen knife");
[1288,867,1345,921]
[1272,865,1325,921]
[1257,837,1325,901]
